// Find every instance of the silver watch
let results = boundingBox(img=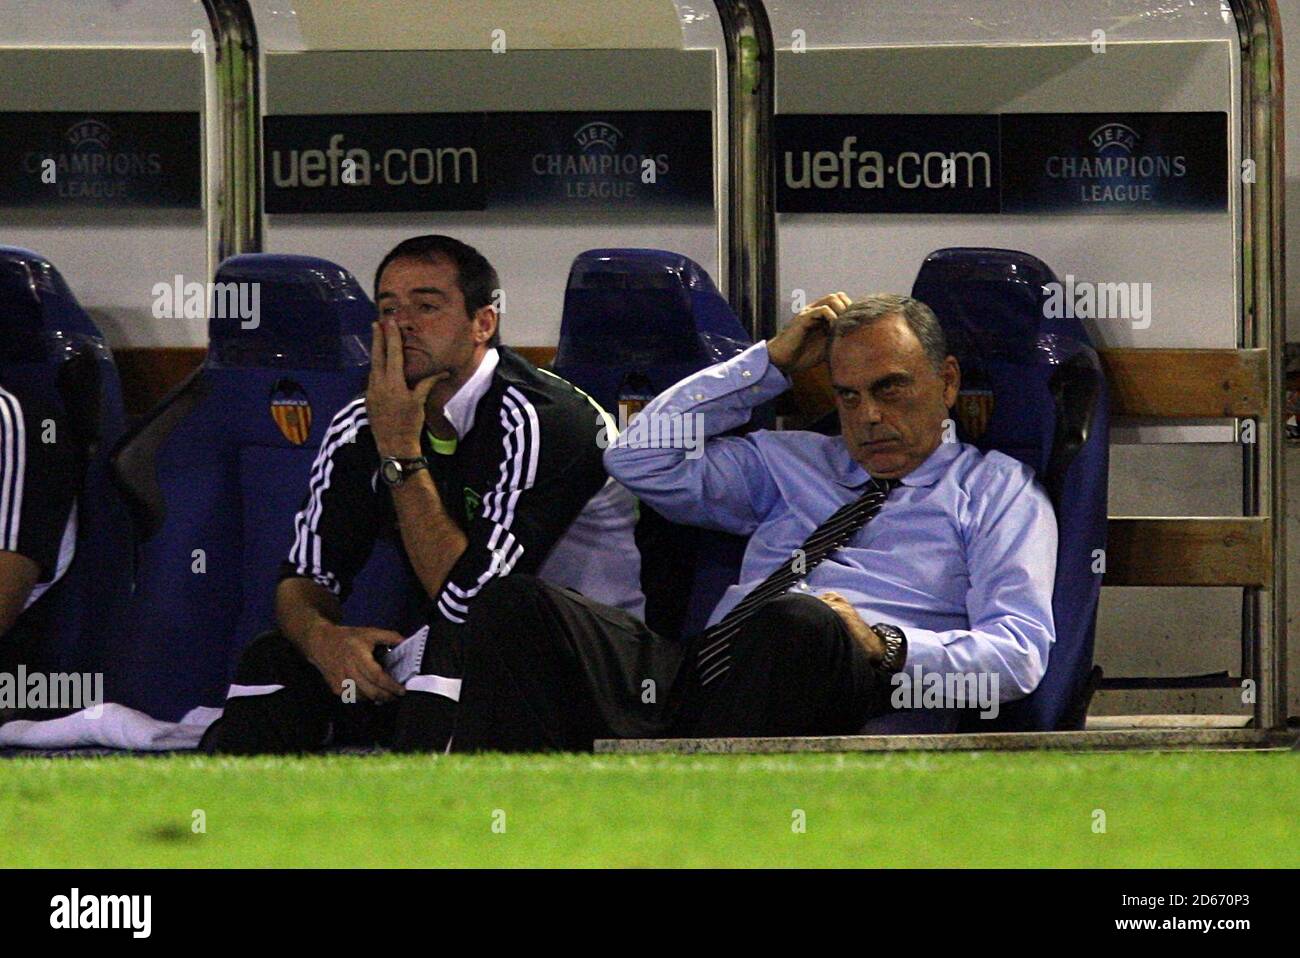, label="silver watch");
[379,455,430,488]
[873,622,908,672]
